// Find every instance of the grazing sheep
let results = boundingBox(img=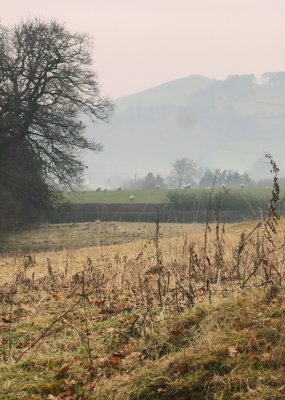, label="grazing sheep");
[116,187,122,191]
[95,187,102,192]
[240,183,244,189]
[129,195,135,201]
[155,185,160,189]
[184,183,192,189]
